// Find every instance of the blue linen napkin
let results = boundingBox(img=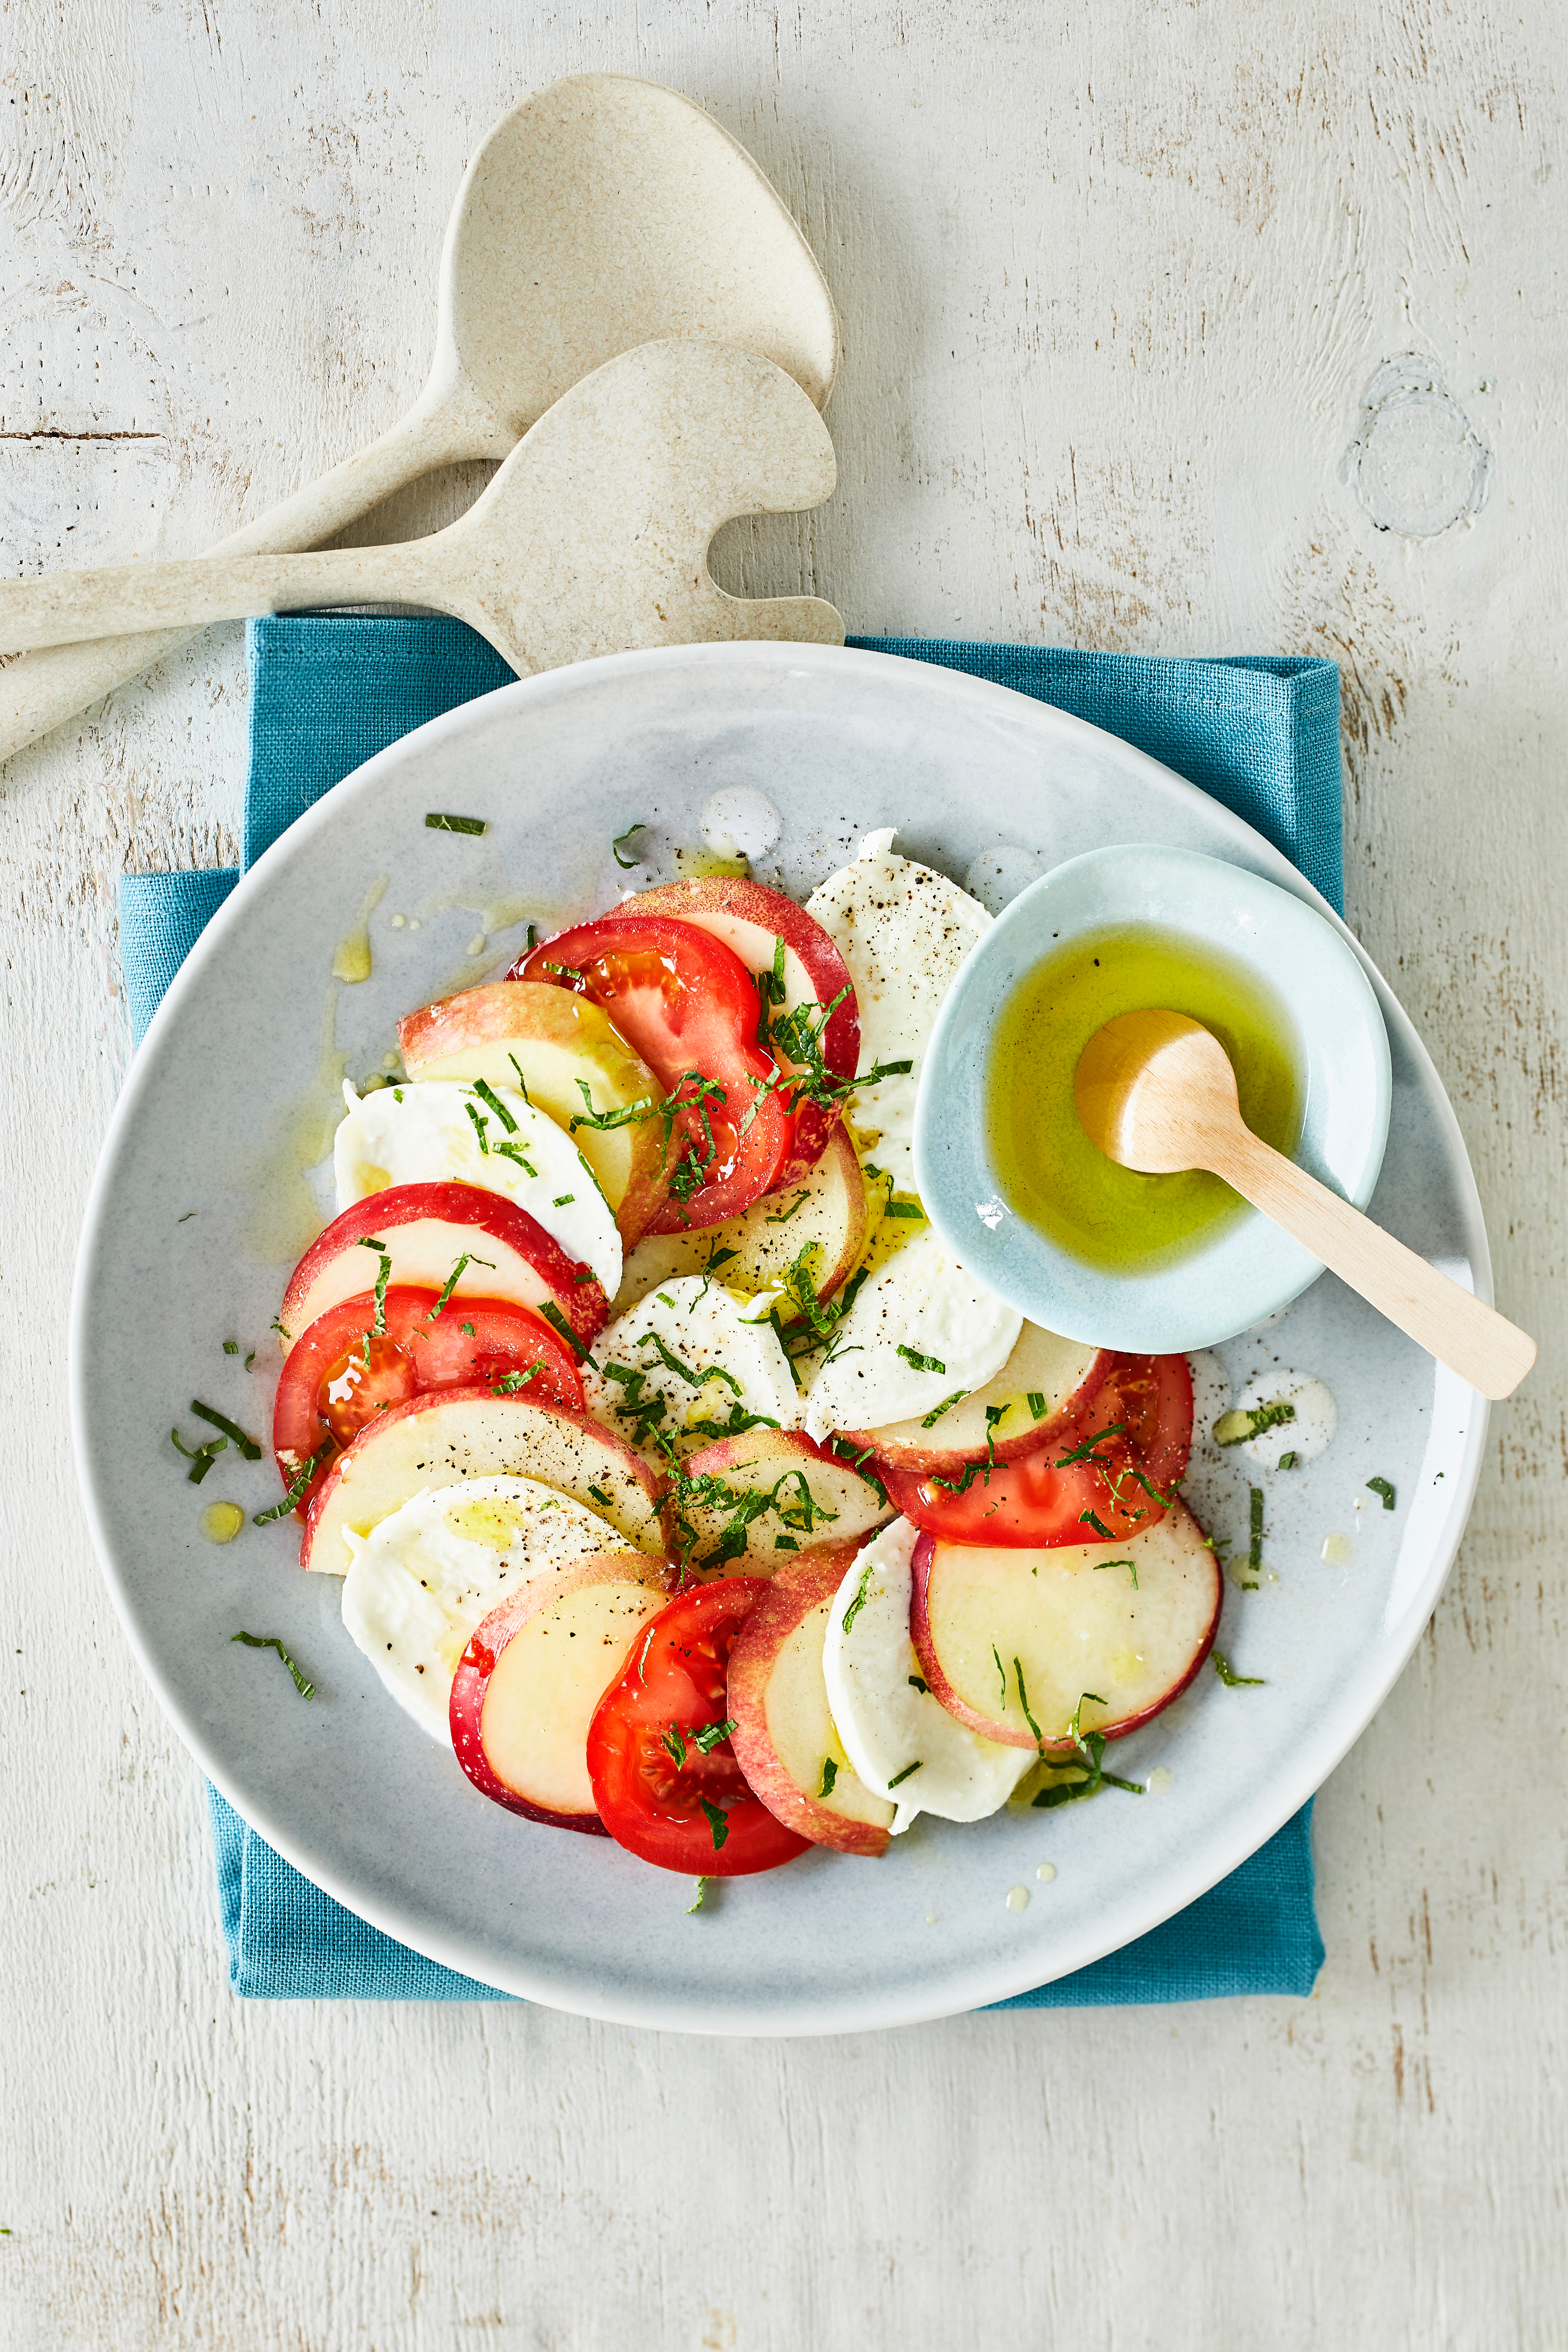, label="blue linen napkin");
[120,617,1335,2006]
